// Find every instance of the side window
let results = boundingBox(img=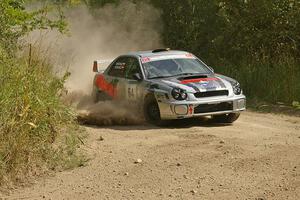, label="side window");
[125,58,142,80]
[108,57,127,78]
